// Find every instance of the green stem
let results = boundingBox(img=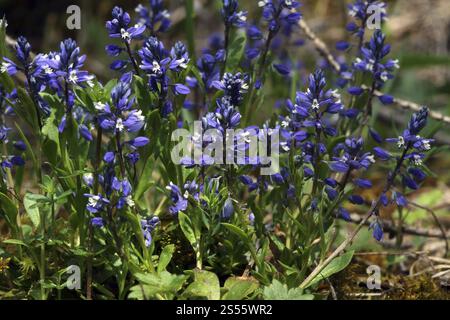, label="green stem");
[185,0,196,62]
[40,205,46,300]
